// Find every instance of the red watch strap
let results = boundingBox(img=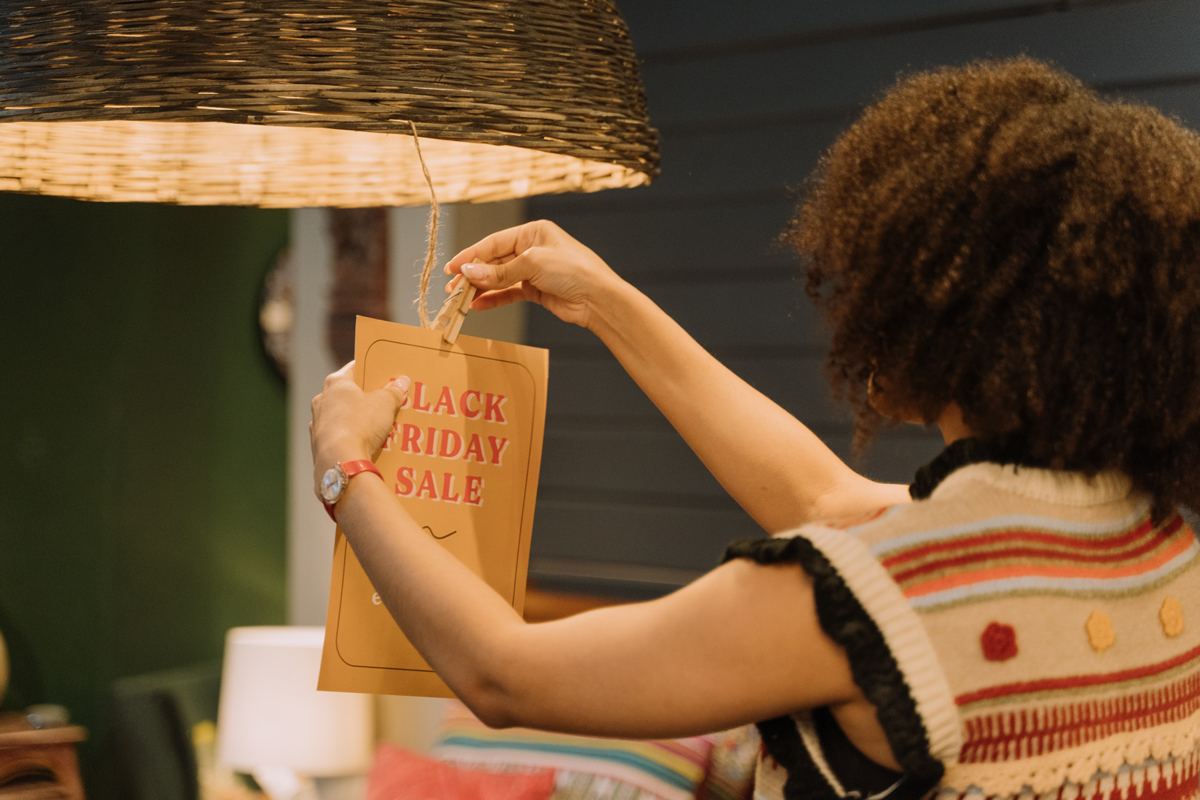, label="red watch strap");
[341,459,382,481]
[324,460,383,522]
